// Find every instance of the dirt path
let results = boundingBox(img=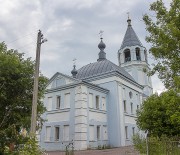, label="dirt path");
[46,146,139,155]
